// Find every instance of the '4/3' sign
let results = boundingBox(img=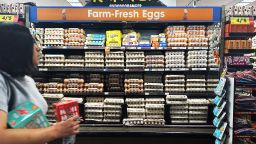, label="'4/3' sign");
[0,15,16,22]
